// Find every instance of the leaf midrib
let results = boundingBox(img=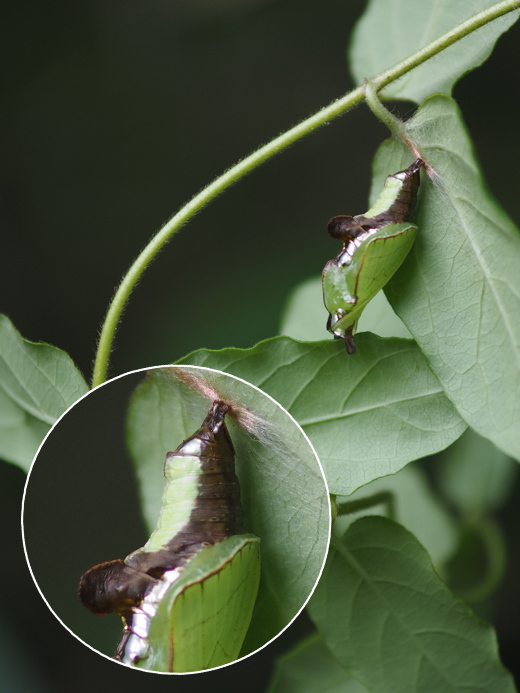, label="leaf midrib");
[332,536,464,692]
